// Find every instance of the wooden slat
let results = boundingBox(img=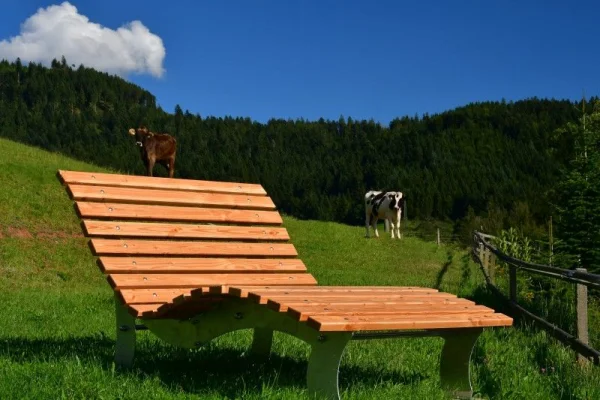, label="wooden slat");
[267,298,474,310]
[58,170,267,195]
[287,304,494,321]
[119,288,196,304]
[100,257,307,274]
[90,239,298,257]
[108,273,318,289]
[75,202,283,225]
[248,291,457,305]
[257,291,455,299]
[227,286,438,298]
[307,313,514,332]
[67,184,275,210]
[83,220,290,241]
[266,297,471,312]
